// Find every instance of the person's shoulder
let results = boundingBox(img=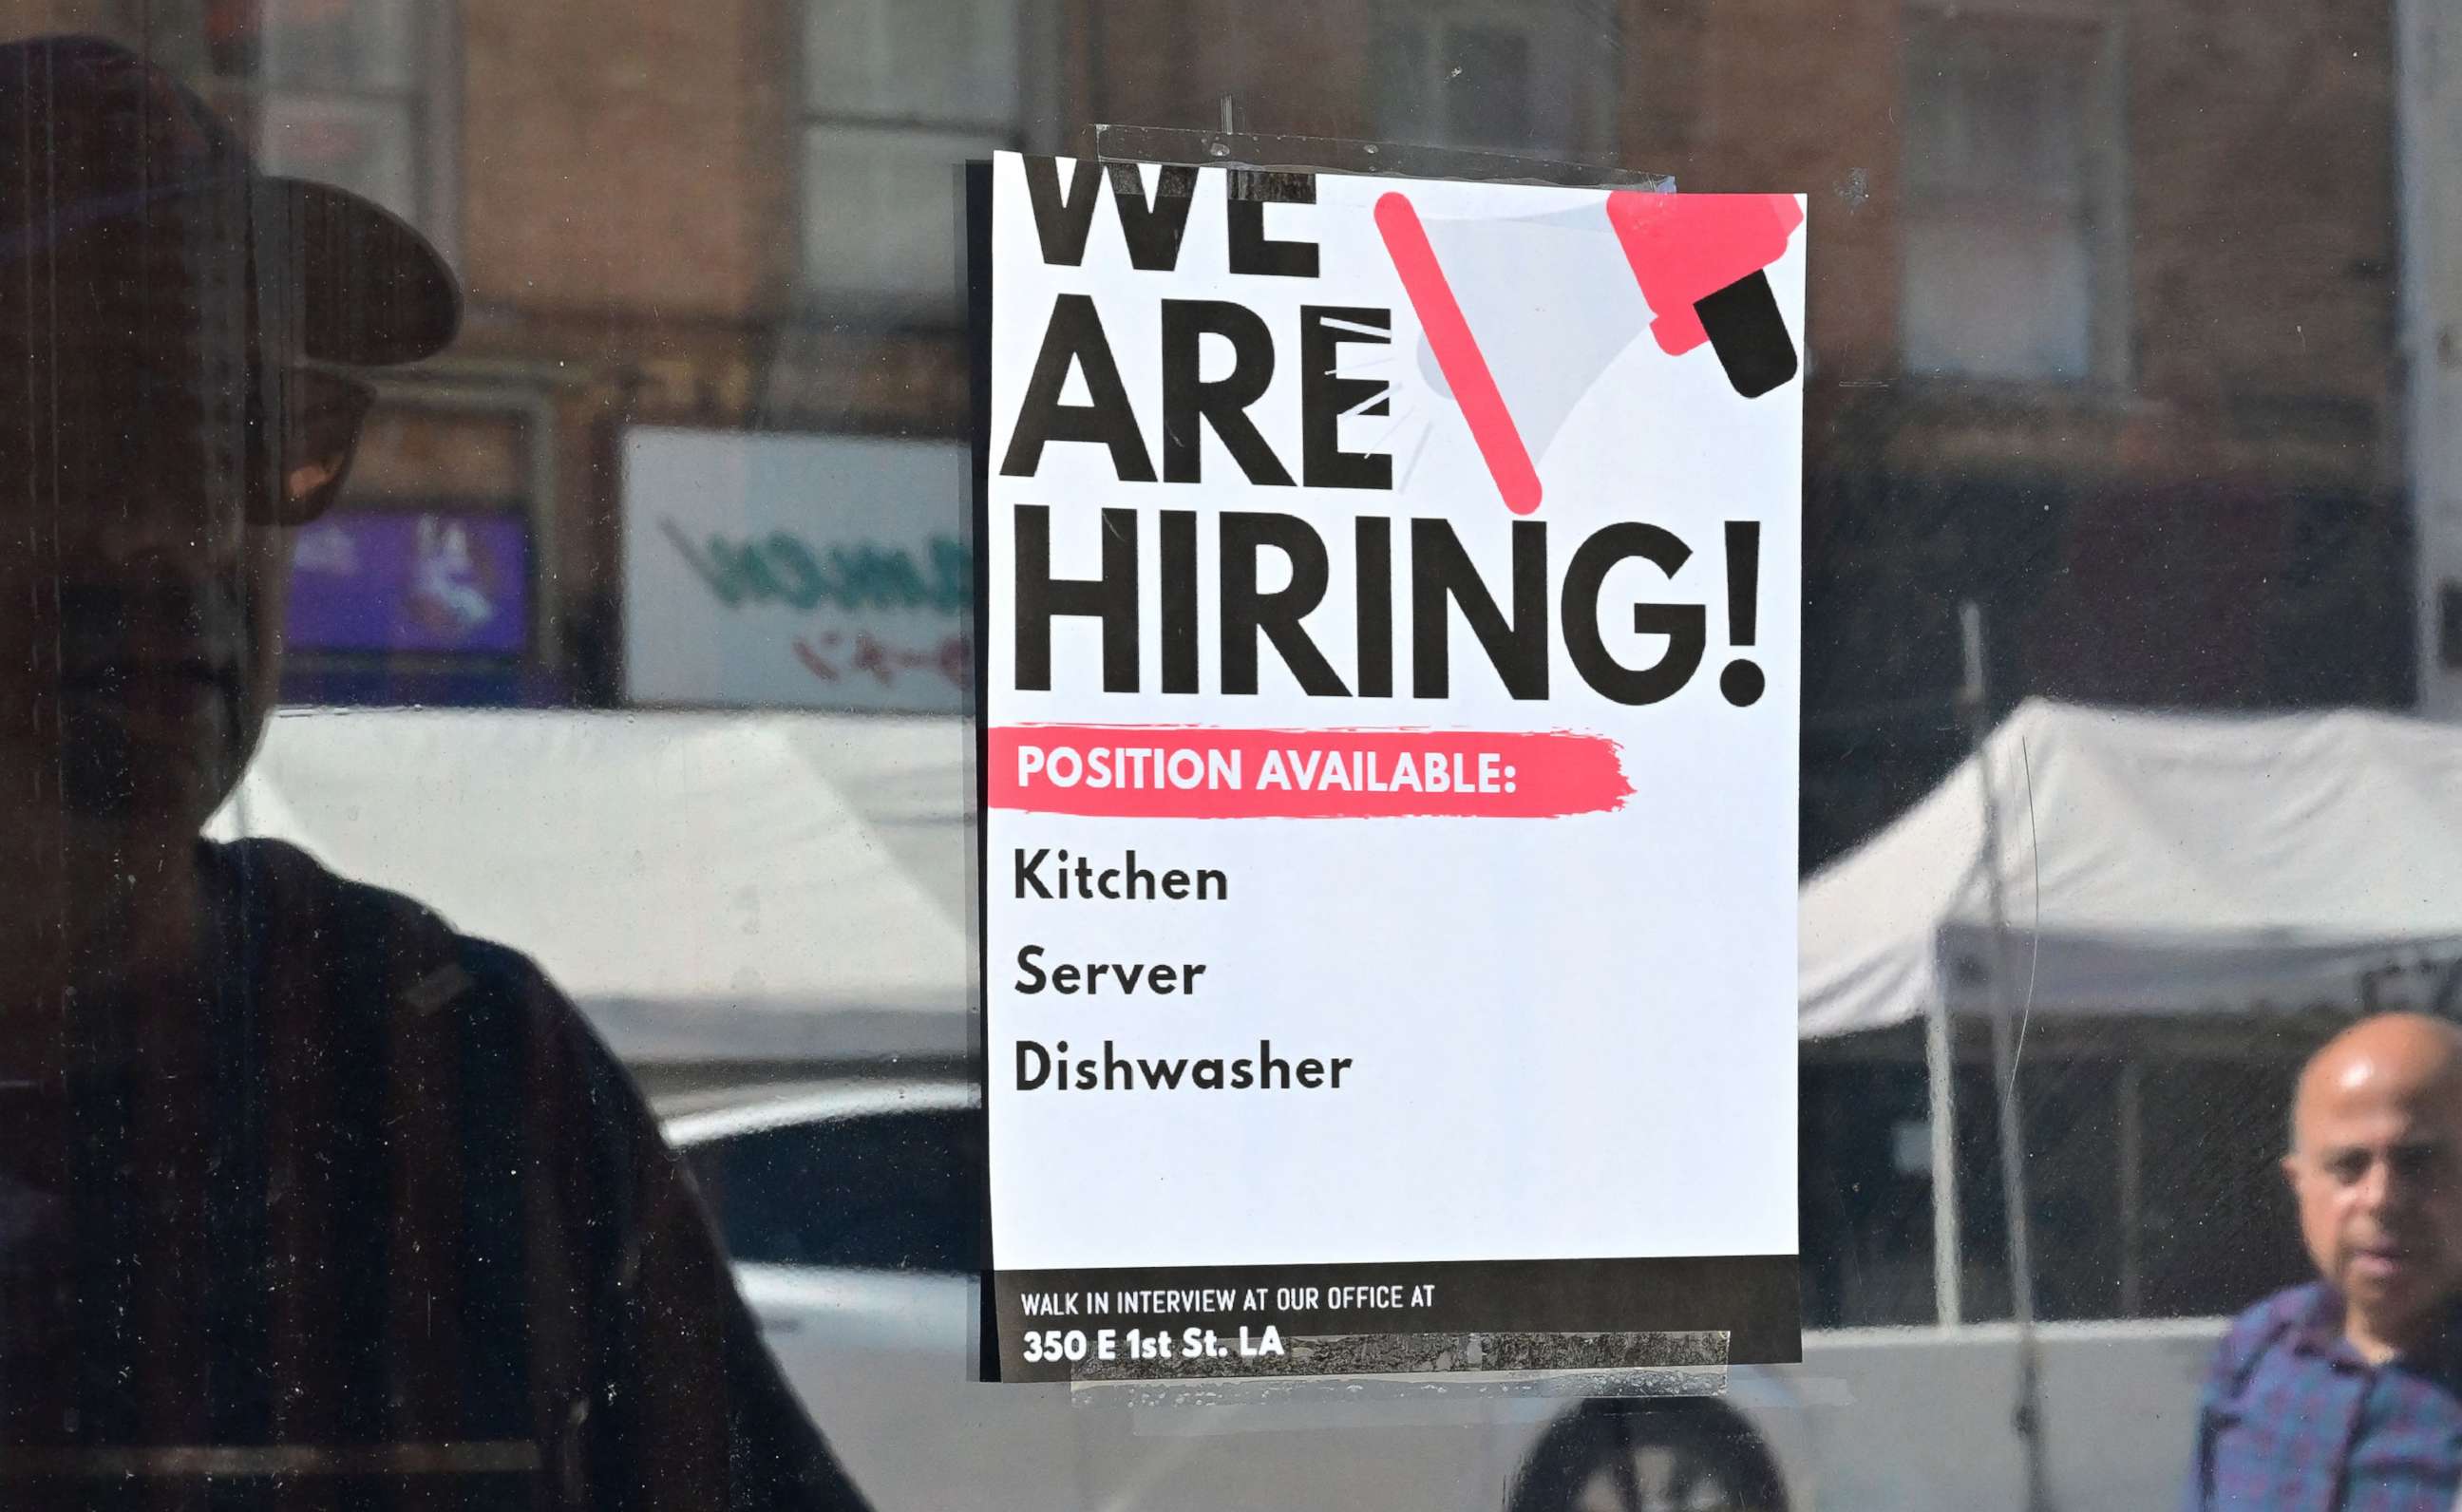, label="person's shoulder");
[2227,1280,2331,1337]
[2206,1281,2329,1388]
[214,836,658,1137]
[212,835,571,1014]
